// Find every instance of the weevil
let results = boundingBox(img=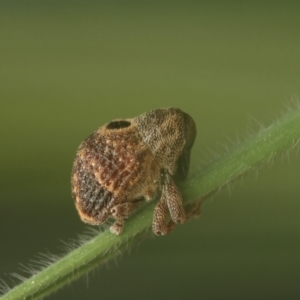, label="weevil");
[71,108,200,235]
